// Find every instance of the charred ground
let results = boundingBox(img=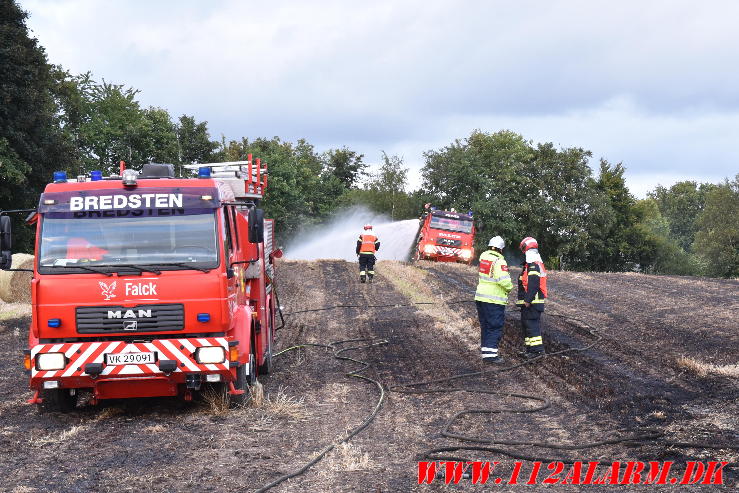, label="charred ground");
[0,261,736,492]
